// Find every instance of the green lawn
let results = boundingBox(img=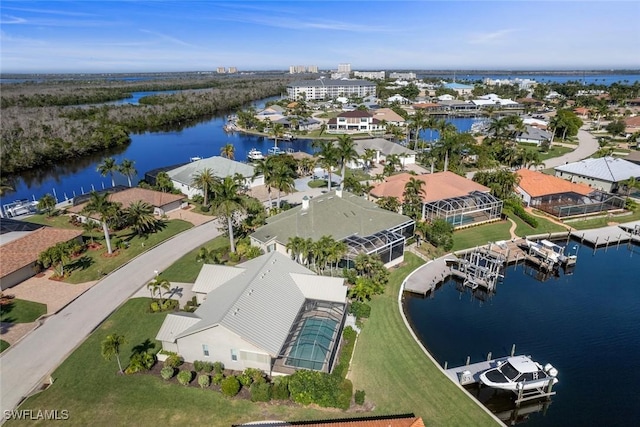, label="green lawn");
[567,210,640,230]
[505,211,569,237]
[538,145,573,162]
[12,298,358,426]
[0,299,47,323]
[349,254,496,426]
[0,340,10,353]
[452,221,512,252]
[161,235,230,283]
[62,220,193,284]
[345,168,373,182]
[25,214,78,229]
